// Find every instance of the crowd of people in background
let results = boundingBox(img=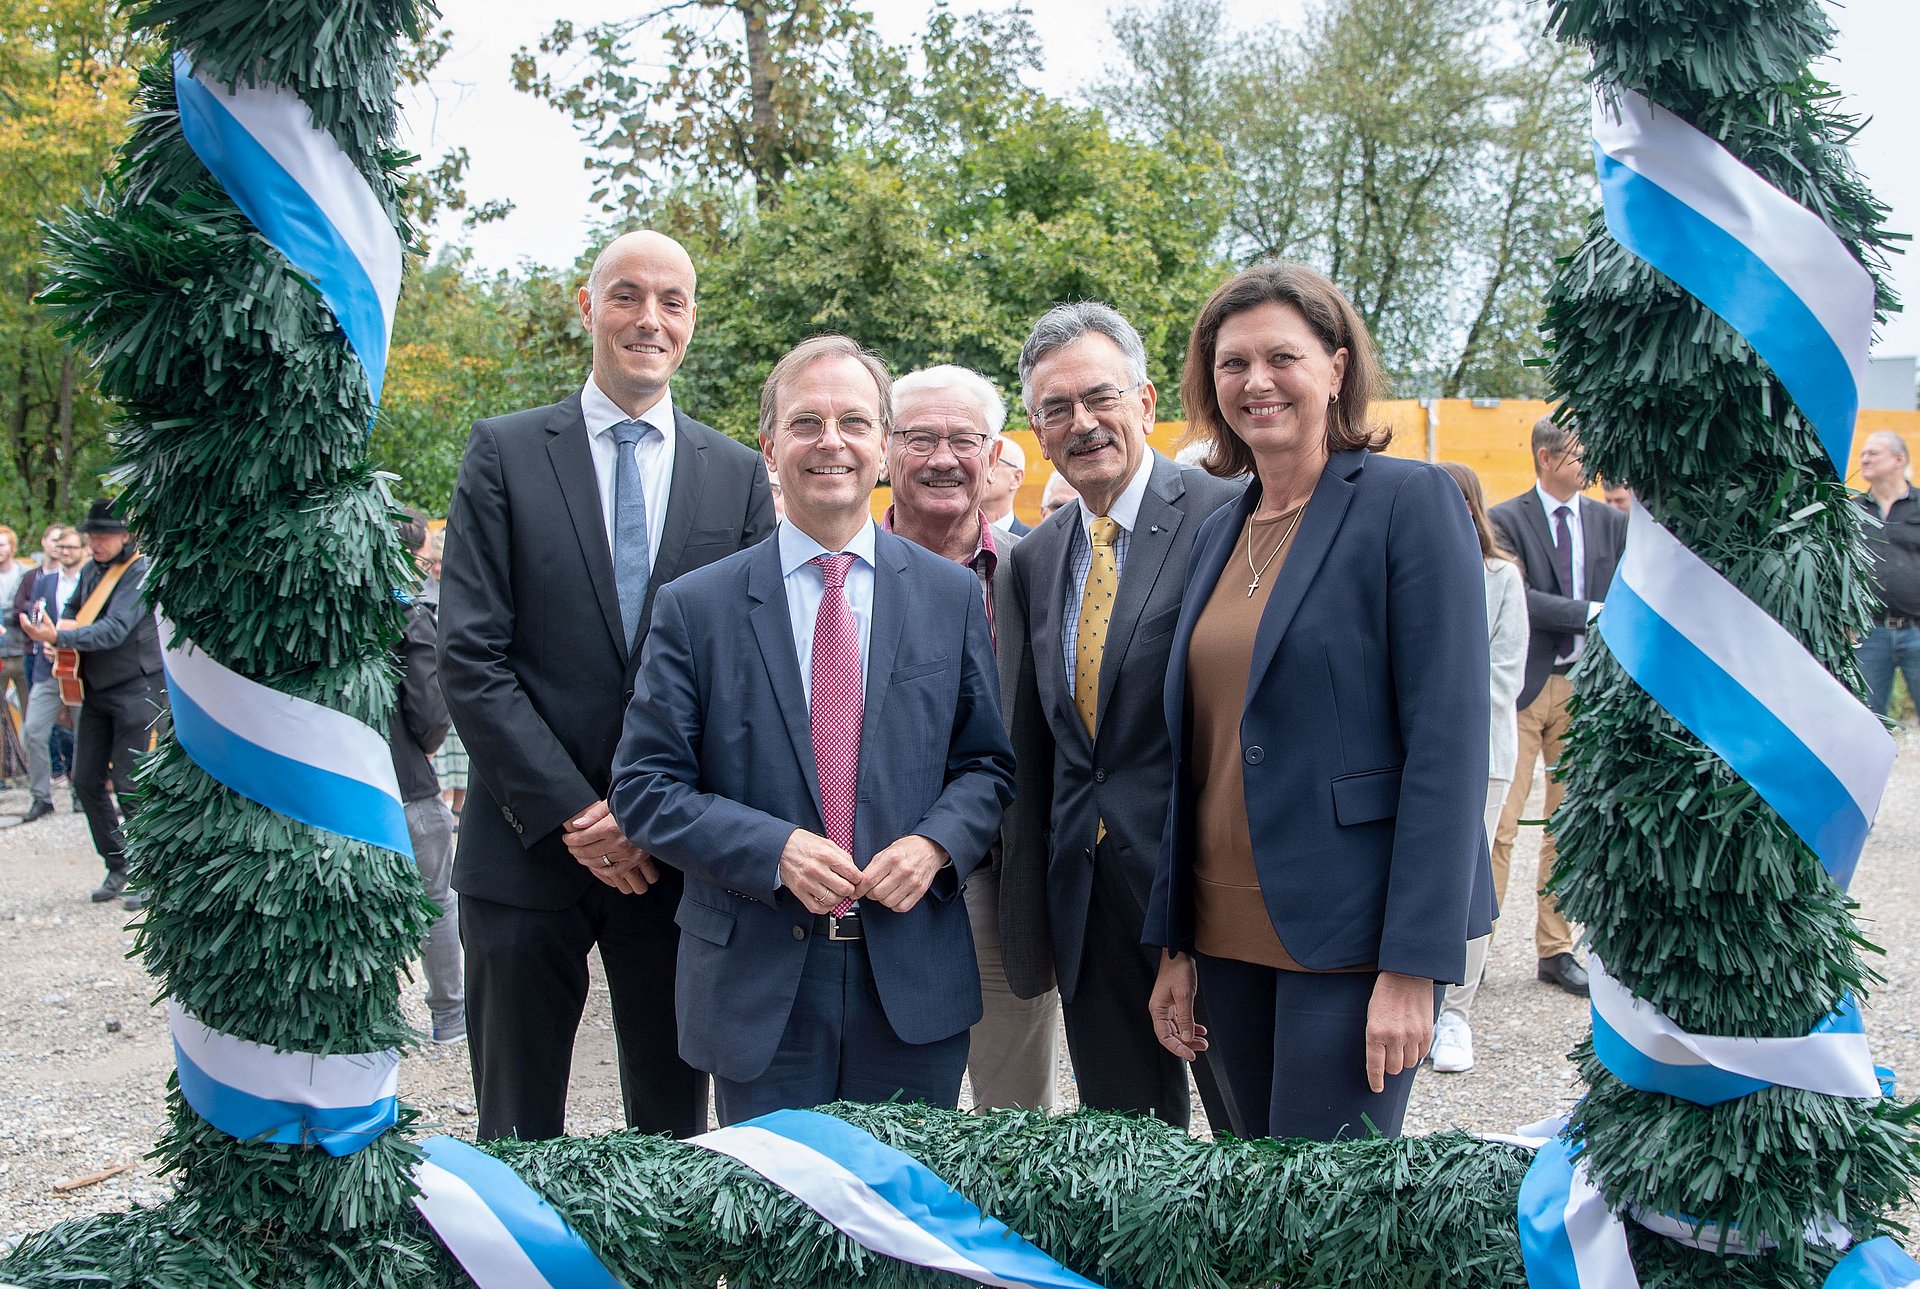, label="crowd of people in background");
[4,227,1913,1147]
